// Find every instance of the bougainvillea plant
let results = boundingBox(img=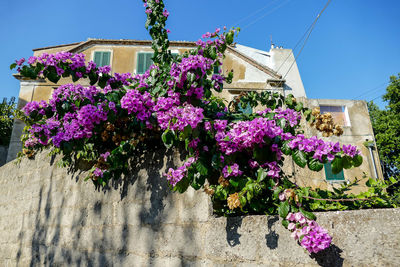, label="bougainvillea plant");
[11,0,397,255]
